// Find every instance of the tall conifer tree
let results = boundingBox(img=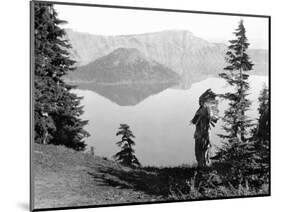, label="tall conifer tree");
[257,85,269,141]
[34,3,89,150]
[214,20,257,183]
[218,20,254,143]
[252,85,269,183]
